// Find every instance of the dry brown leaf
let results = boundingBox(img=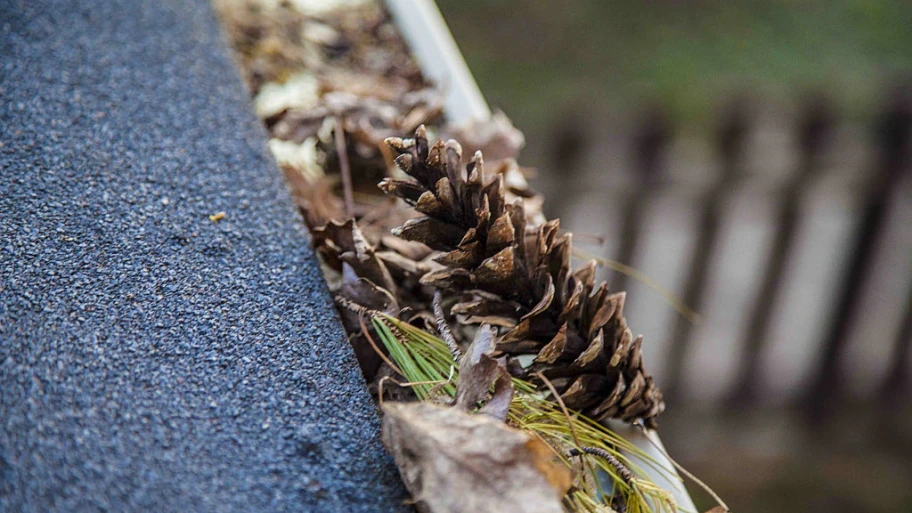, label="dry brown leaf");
[455,324,513,420]
[476,371,513,421]
[382,402,571,513]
